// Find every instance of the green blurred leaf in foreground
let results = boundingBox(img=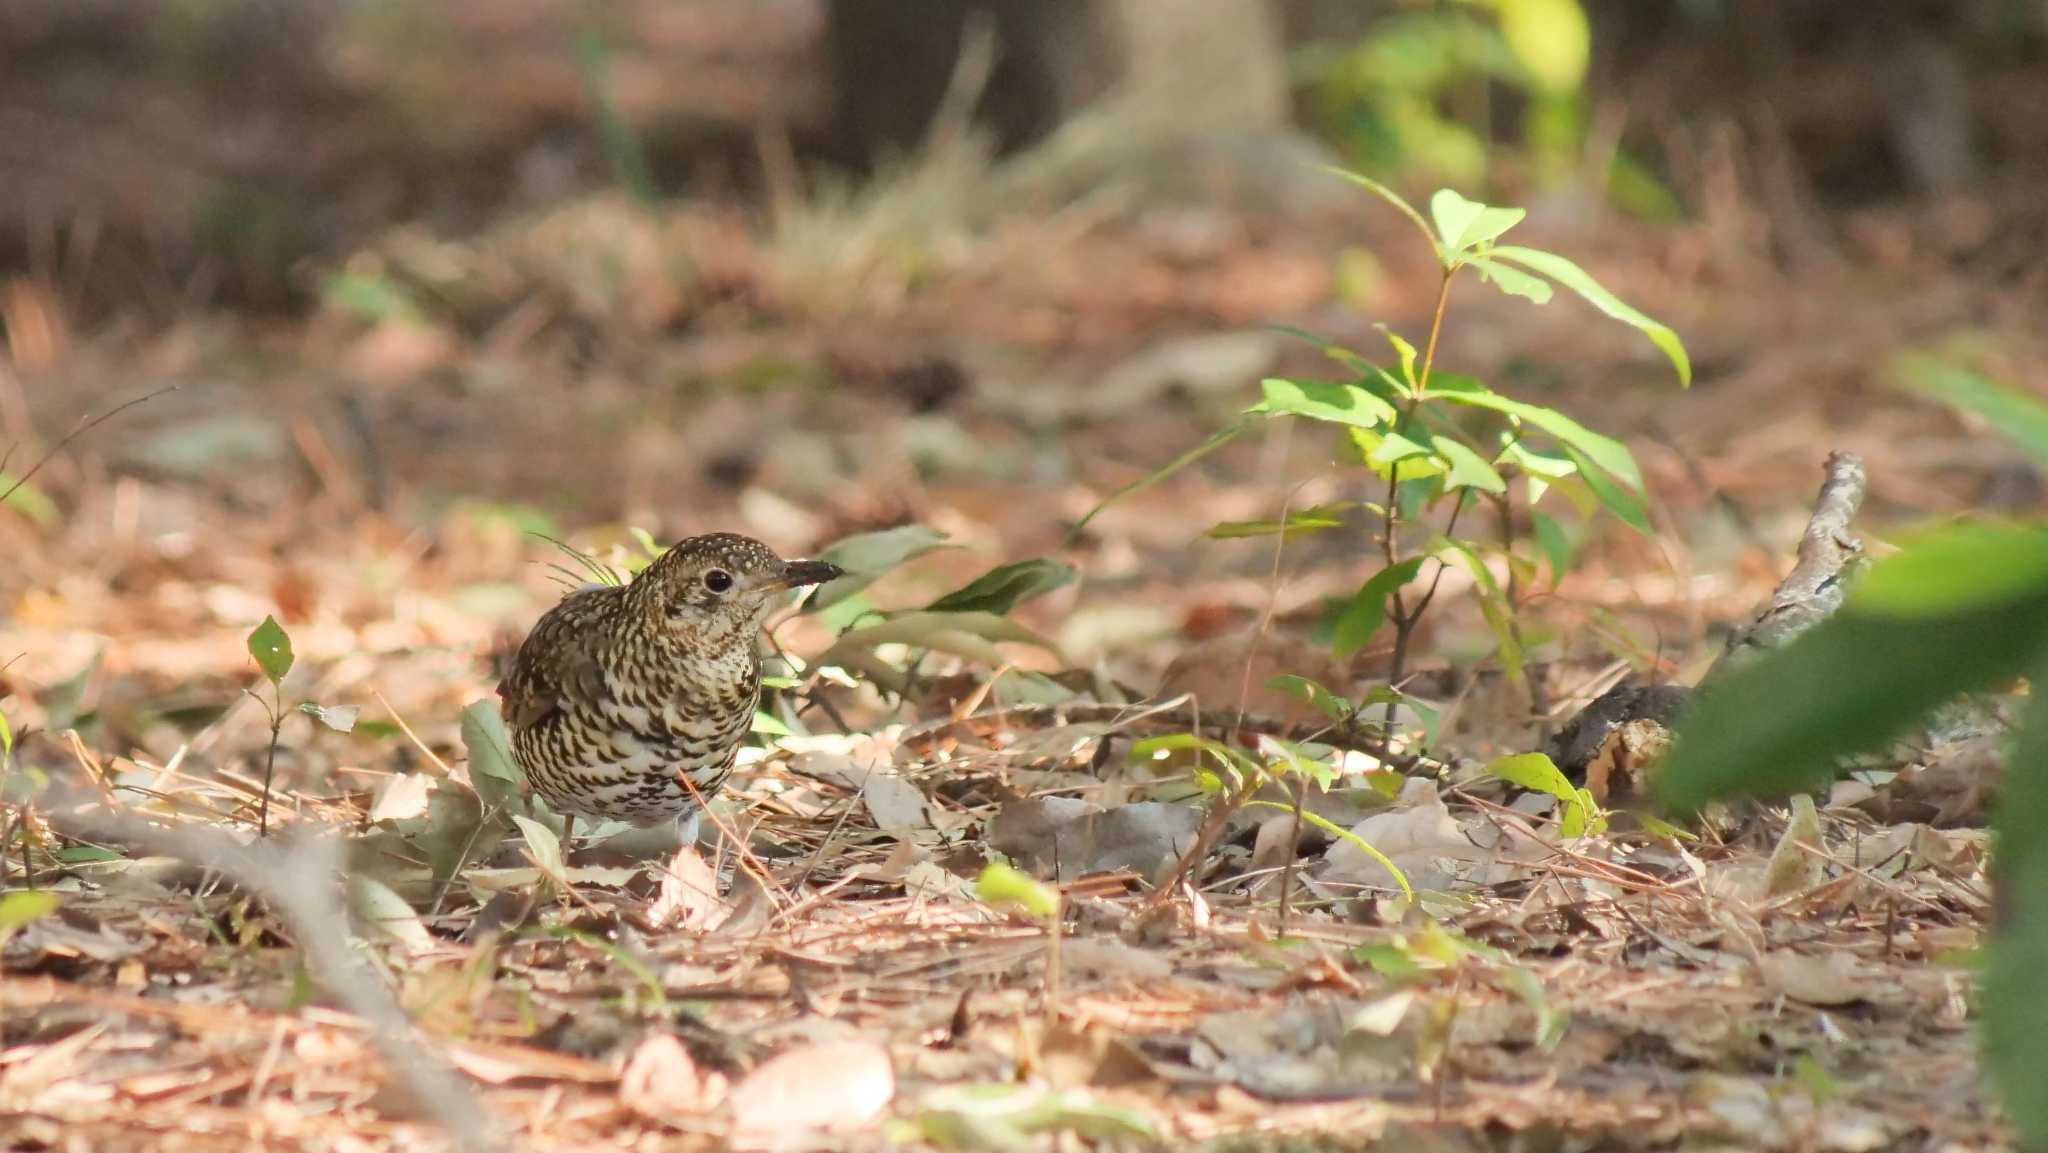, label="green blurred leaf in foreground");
[1984,649,2048,1141]
[1654,580,2048,813]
